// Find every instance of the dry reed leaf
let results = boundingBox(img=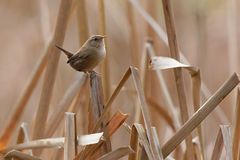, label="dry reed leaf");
[130,0,229,125]
[91,66,161,159]
[157,3,194,159]
[129,123,139,160]
[64,112,77,160]
[17,123,30,144]
[220,125,233,160]
[147,98,175,131]
[162,73,240,158]
[45,74,87,137]
[211,127,223,160]
[130,67,162,160]
[211,125,233,160]
[16,123,32,155]
[150,55,204,157]
[132,123,154,160]
[232,88,240,160]
[97,146,134,160]
[4,150,41,160]
[150,56,198,72]
[151,127,163,159]
[0,133,103,154]
[92,68,131,132]
[155,1,195,155]
[77,111,128,159]
[32,0,73,145]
